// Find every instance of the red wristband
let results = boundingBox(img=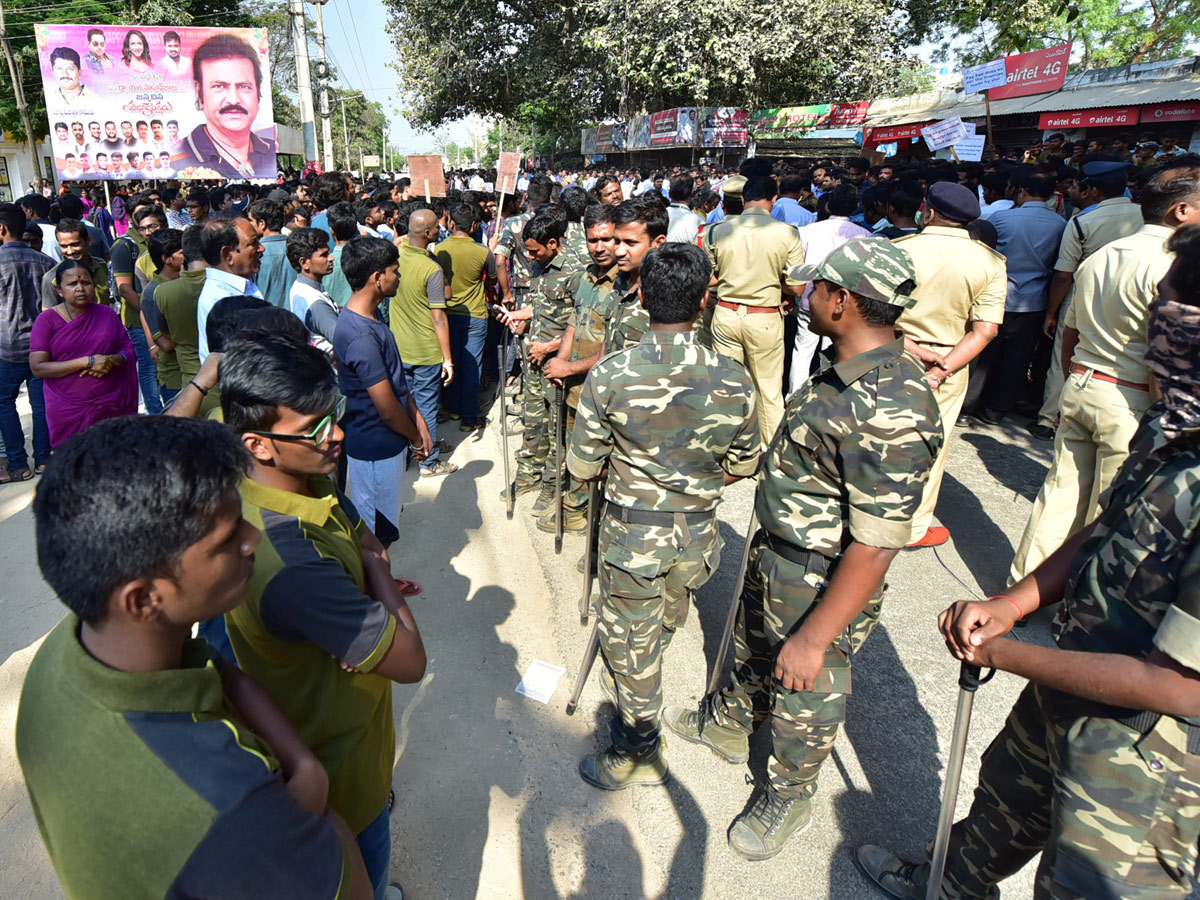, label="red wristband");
[990,594,1024,620]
